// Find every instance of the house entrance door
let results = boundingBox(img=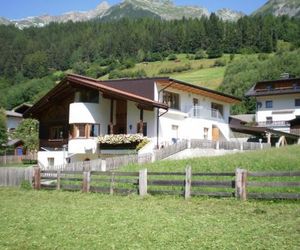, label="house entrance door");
[115,100,127,134]
[212,126,220,141]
